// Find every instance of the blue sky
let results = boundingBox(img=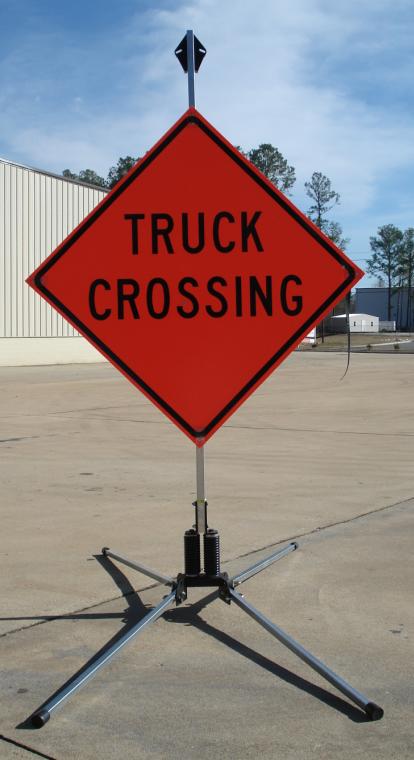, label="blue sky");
[1,0,413,285]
